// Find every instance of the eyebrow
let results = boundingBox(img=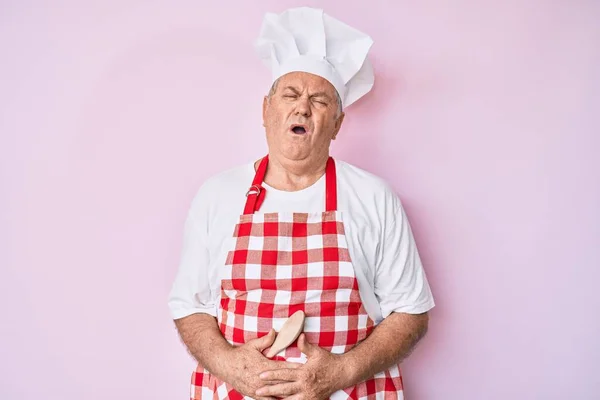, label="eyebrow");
[282,86,332,101]
[310,92,332,100]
